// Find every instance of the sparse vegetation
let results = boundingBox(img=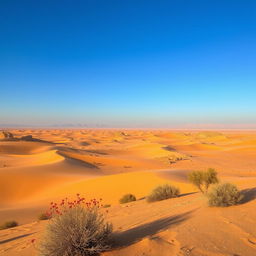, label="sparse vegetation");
[147,184,180,202]
[119,194,136,204]
[0,220,18,230]
[207,183,243,207]
[39,195,112,256]
[103,204,111,208]
[188,168,219,193]
[38,213,50,221]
